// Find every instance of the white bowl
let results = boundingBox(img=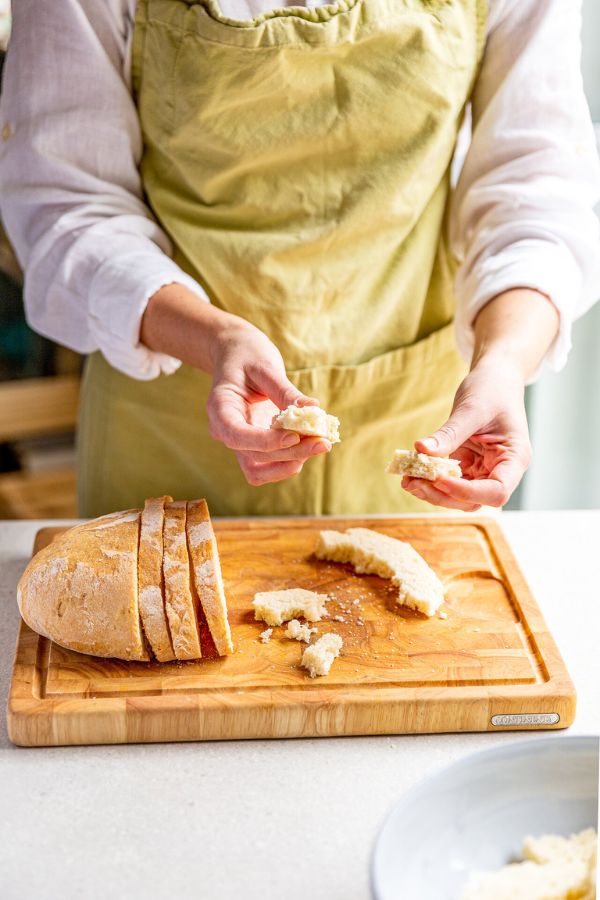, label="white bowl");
[371,736,599,900]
